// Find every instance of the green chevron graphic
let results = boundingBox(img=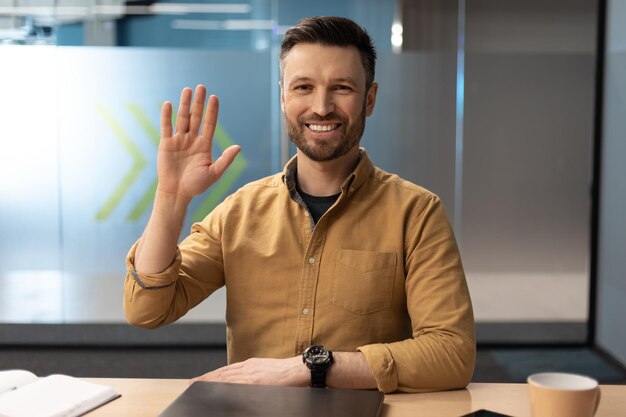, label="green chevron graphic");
[95,104,147,221]
[95,102,247,223]
[126,103,159,221]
